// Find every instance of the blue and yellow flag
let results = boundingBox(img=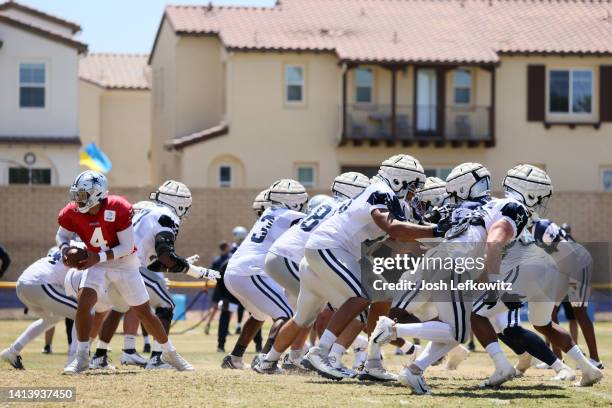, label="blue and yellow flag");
[79,142,112,173]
